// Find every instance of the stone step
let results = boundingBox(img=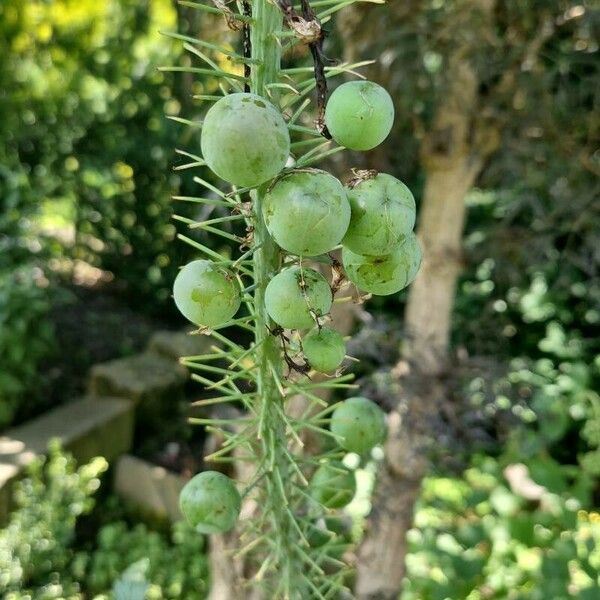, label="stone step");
[0,396,134,523]
[114,454,187,522]
[88,351,187,406]
[147,329,213,363]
